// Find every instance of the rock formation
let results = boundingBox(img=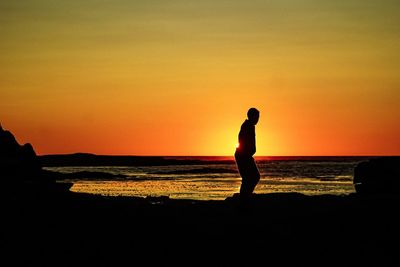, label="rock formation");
[354,157,400,194]
[0,124,43,181]
[0,124,71,193]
